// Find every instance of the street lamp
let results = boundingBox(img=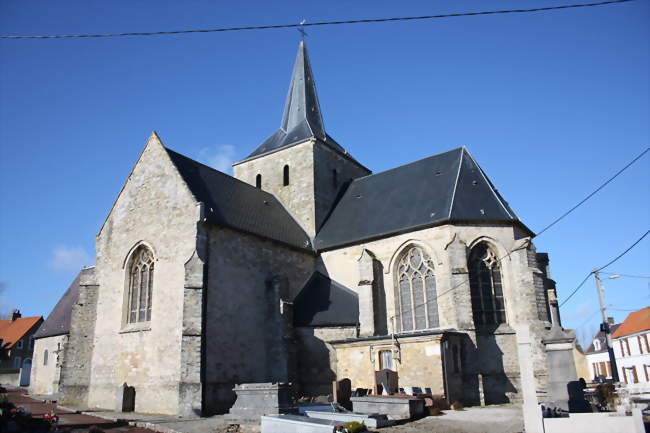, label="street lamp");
[594,270,620,382]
